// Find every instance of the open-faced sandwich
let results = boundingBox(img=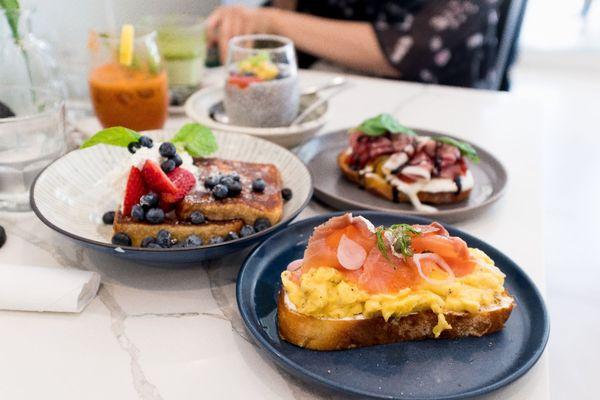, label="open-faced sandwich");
[278,213,514,350]
[338,114,479,213]
[81,123,292,248]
